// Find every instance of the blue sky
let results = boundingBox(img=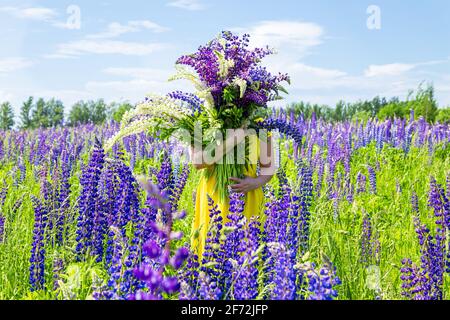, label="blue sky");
[0,0,449,115]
